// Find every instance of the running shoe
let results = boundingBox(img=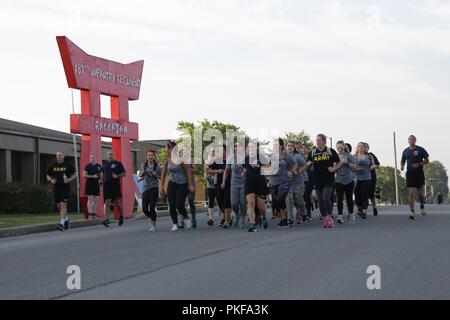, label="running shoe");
[328,217,335,228]
[409,212,416,220]
[102,219,110,228]
[118,215,124,226]
[222,221,230,229]
[337,215,344,224]
[185,219,192,230]
[421,208,427,217]
[262,219,269,230]
[178,221,185,229]
[207,219,214,226]
[56,223,65,231]
[219,219,225,227]
[64,217,70,230]
[248,224,257,232]
[171,224,179,232]
[191,219,197,229]
[232,217,239,228]
[149,223,157,233]
[322,218,329,228]
[373,207,378,216]
[288,219,294,226]
[348,214,356,224]
[306,216,313,222]
[362,212,367,220]
[278,219,289,228]
[239,222,246,230]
